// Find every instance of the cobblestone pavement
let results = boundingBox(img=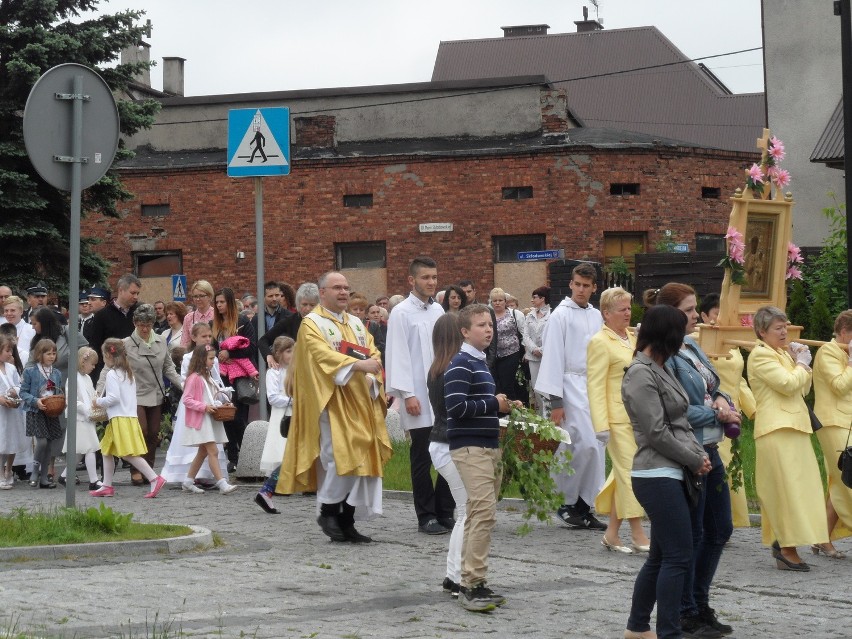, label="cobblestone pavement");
[0,464,848,639]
